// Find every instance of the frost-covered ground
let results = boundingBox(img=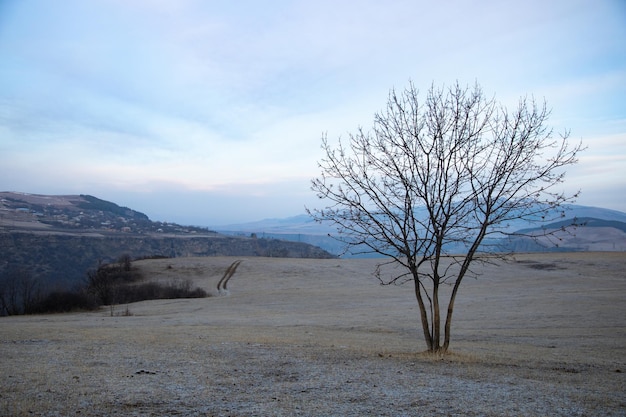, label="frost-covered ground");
[1,253,624,416]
